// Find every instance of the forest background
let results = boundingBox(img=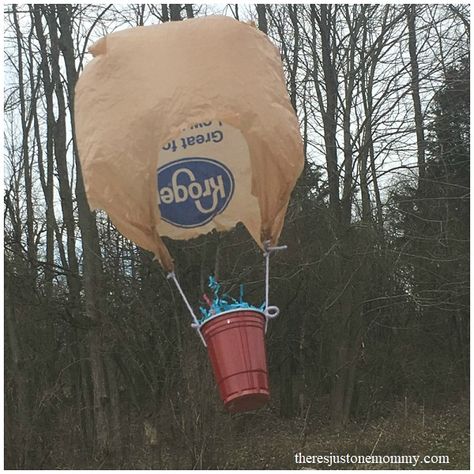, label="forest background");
[4,3,470,469]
